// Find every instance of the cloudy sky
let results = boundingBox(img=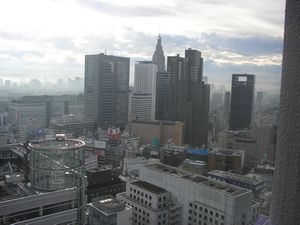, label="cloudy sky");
[0,0,285,90]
